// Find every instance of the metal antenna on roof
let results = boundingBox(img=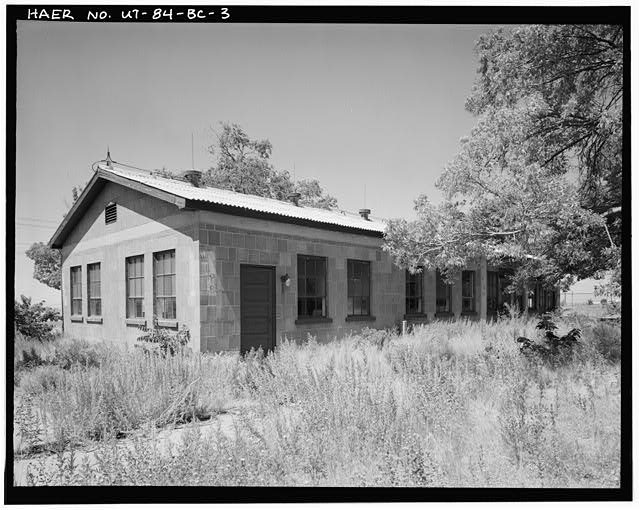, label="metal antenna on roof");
[191,132,195,169]
[106,146,113,169]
